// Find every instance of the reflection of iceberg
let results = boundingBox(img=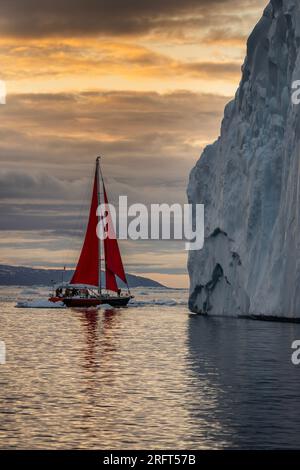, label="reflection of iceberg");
[188,315,300,449]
